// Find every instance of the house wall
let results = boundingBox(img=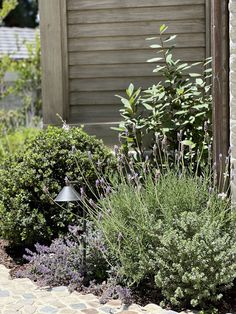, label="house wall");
[230,0,236,198]
[40,0,211,145]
